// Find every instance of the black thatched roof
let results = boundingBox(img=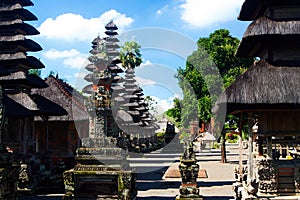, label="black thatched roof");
[32,76,88,121]
[0,64,10,76]
[0,8,37,21]
[1,0,34,7]
[0,55,45,70]
[244,17,300,37]
[238,0,300,21]
[105,37,119,43]
[236,17,300,57]
[4,92,64,118]
[215,60,300,114]
[0,35,24,42]
[82,84,93,94]
[105,21,118,30]
[3,94,33,117]
[0,71,48,89]
[31,94,68,116]
[0,39,42,52]
[0,23,39,36]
